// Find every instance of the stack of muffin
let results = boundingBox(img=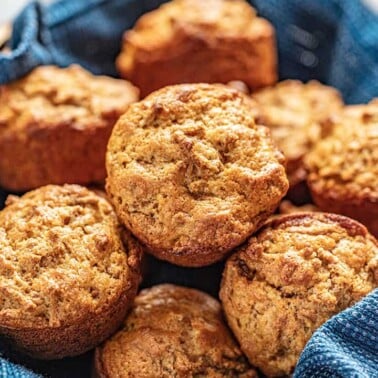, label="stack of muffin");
[0,0,377,377]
